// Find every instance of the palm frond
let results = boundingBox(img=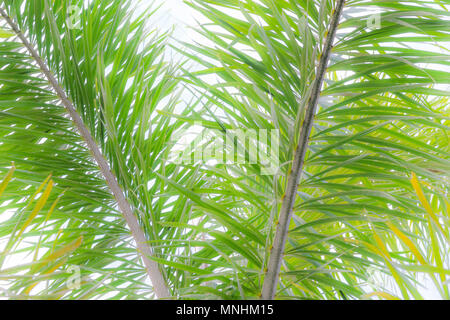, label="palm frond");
[0,0,191,299]
[169,0,450,299]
